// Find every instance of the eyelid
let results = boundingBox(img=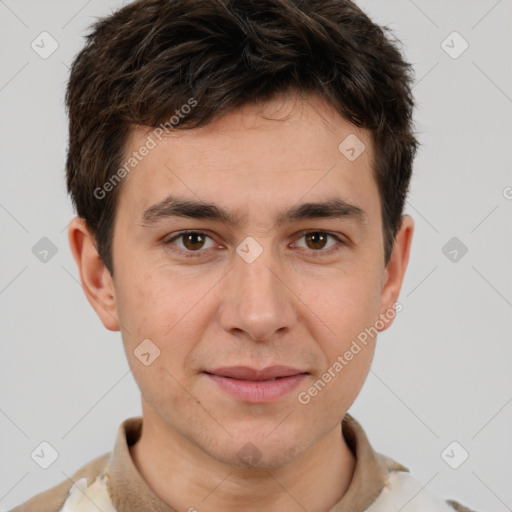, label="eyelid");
[164,230,219,251]
[291,230,346,254]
